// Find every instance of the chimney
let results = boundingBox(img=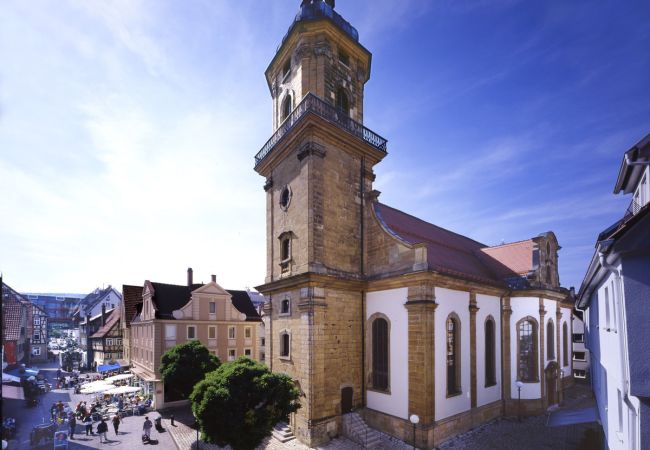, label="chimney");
[211,274,216,283]
[101,304,106,326]
[187,267,193,286]
[569,286,576,298]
